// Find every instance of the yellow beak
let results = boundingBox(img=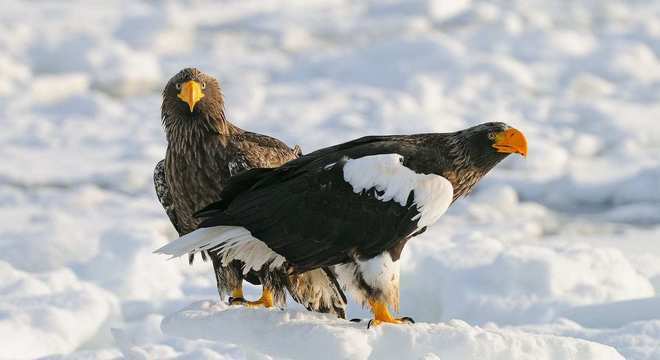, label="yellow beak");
[492,127,528,157]
[177,80,205,112]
